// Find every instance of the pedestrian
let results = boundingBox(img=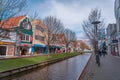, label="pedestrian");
[102,49,105,57]
[98,49,102,57]
[96,53,100,67]
[102,40,107,56]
